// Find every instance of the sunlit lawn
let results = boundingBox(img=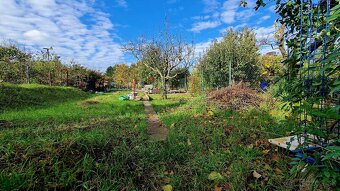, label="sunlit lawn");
[0,86,299,190]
